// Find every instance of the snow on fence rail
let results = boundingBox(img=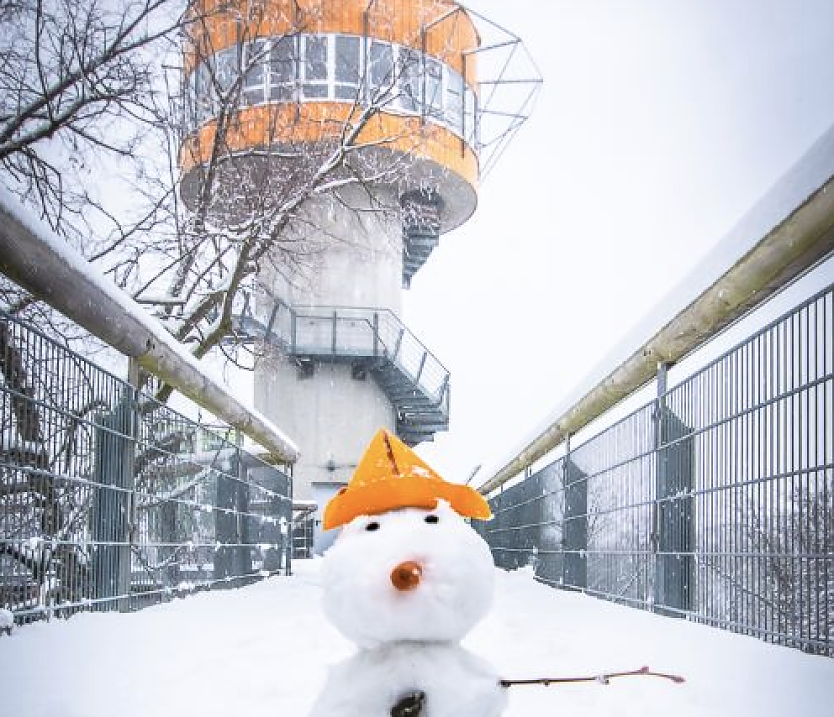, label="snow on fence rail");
[473,124,834,656]
[475,282,833,656]
[0,186,299,465]
[0,311,294,627]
